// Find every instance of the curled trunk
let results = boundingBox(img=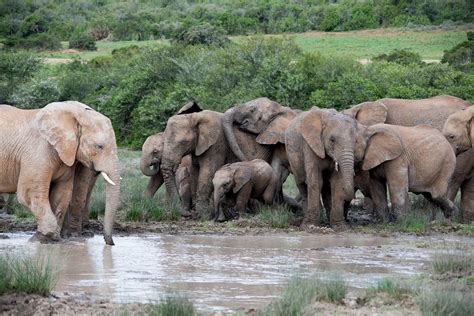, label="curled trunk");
[140,155,159,177]
[223,107,248,161]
